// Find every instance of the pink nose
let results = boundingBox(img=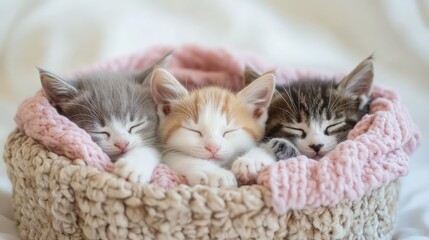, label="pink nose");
[205,144,220,154]
[114,141,129,152]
